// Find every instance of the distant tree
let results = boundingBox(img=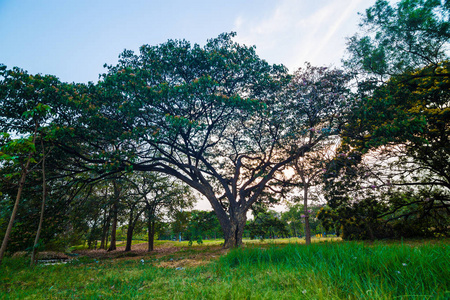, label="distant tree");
[247,210,288,240]
[134,172,193,252]
[281,203,304,237]
[316,205,341,236]
[172,210,190,242]
[186,210,222,245]
[288,131,338,244]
